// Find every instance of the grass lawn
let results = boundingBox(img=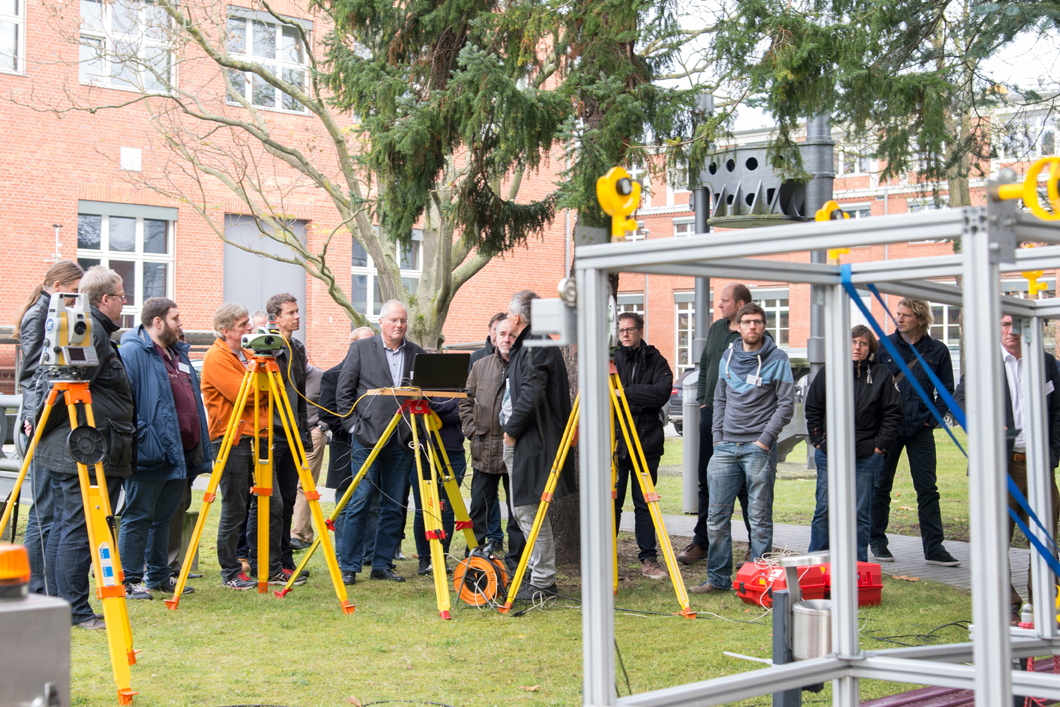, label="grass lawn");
[13,486,977,707]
